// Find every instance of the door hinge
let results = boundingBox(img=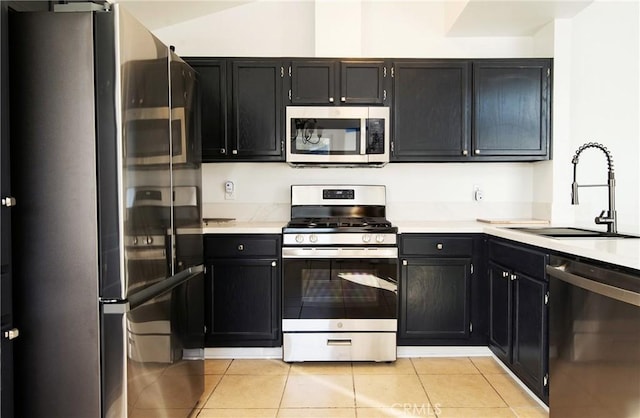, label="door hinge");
[280,66,284,78]
[281,140,285,152]
[288,89,292,101]
[288,65,292,77]
[383,89,387,101]
[543,373,549,386]
[544,291,549,305]
[470,263,474,275]
[204,325,208,333]
[547,68,550,77]
[203,266,207,274]
[391,66,394,78]
[469,322,473,333]
[390,141,395,153]
[383,66,387,78]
